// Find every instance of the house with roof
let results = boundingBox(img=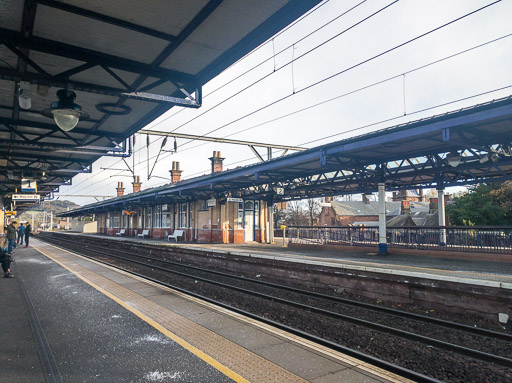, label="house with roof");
[319,190,445,227]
